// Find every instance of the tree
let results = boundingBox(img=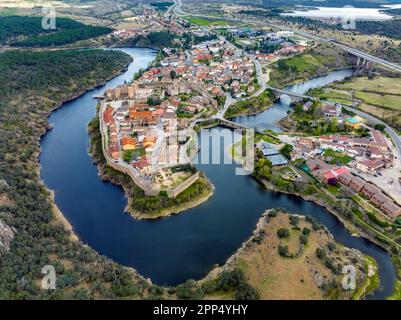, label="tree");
[302,227,311,236]
[299,234,308,245]
[280,144,294,160]
[277,228,290,239]
[278,244,289,257]
[170,70,177,80]
[316,248,327,260]
[289,215,300,226]
[374,124,386,132]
